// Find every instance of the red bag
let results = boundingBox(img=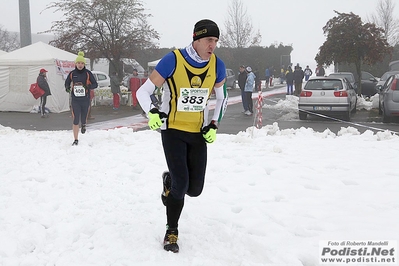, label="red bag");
[29,83,45,99]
